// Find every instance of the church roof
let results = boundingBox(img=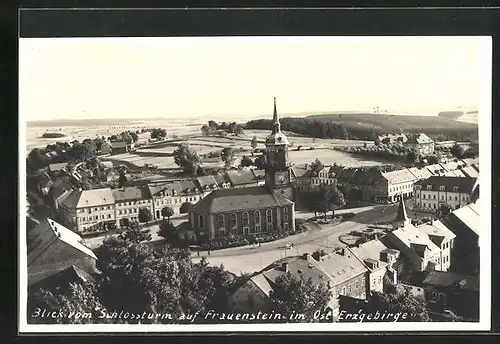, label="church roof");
[189,186,294,214]
[395,196,409,223]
